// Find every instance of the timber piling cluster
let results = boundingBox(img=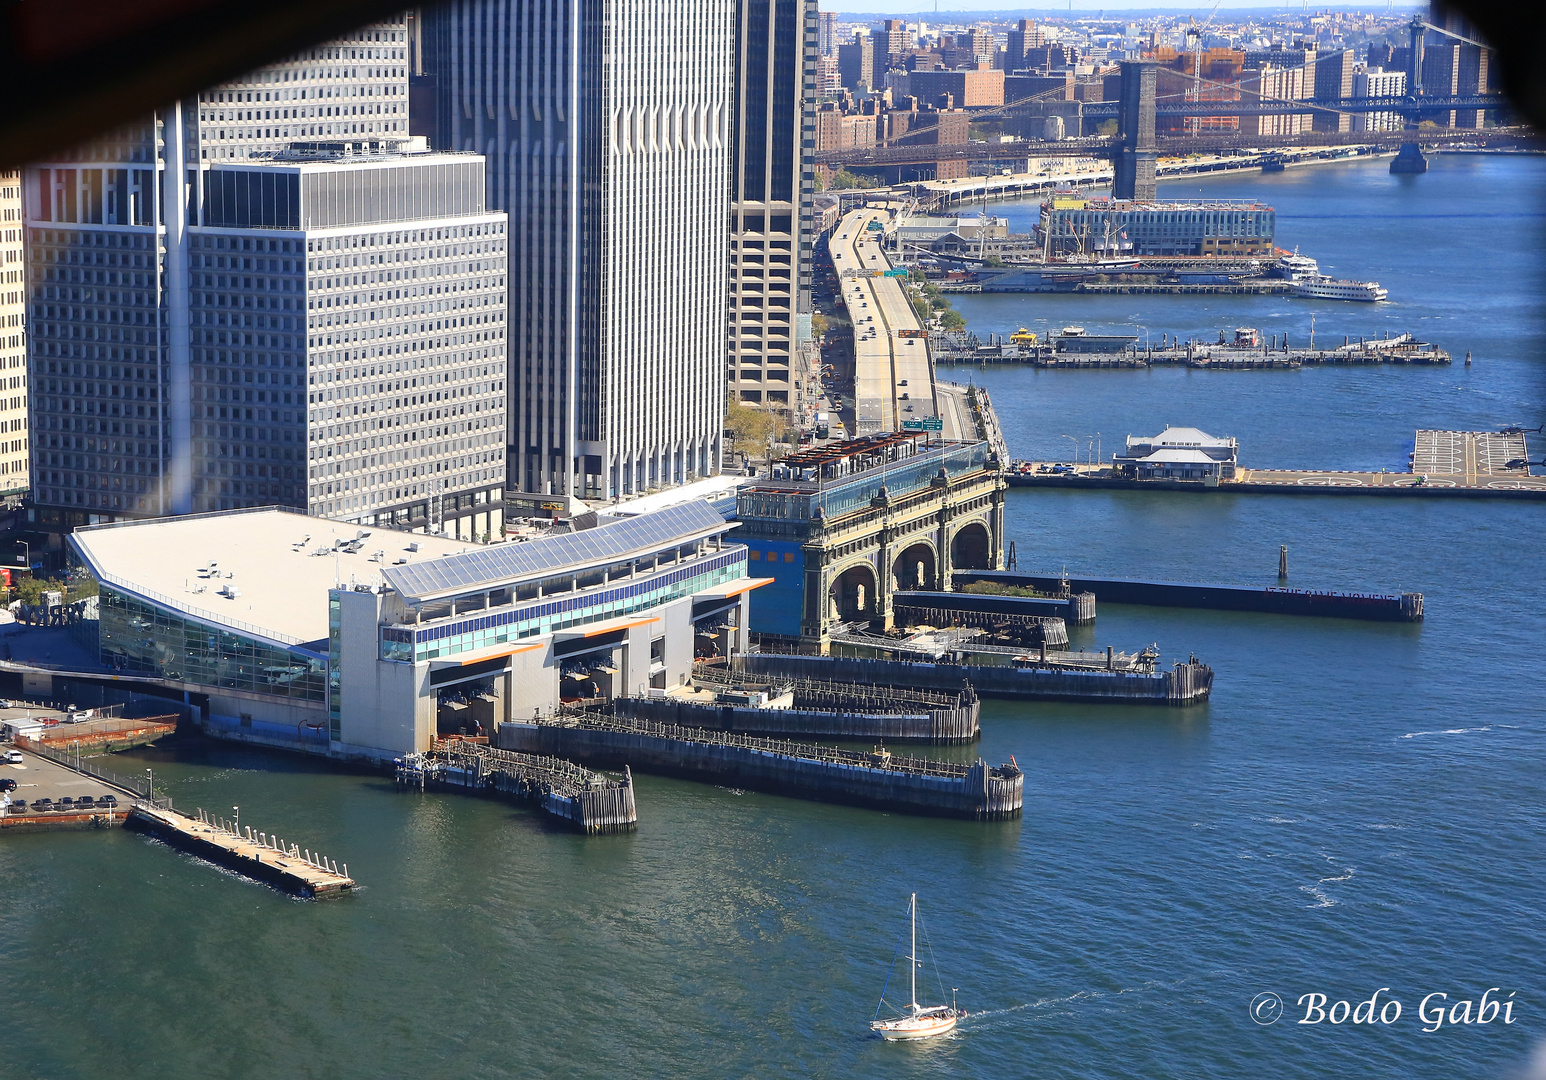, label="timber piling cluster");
[396,738,637,834]
[499,709,1023,820]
